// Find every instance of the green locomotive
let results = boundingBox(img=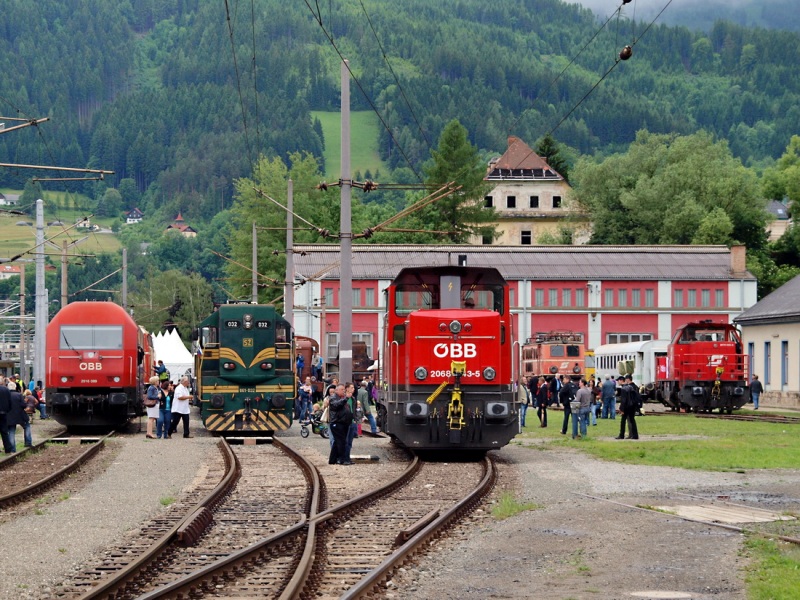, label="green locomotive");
[194,303,295,435]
